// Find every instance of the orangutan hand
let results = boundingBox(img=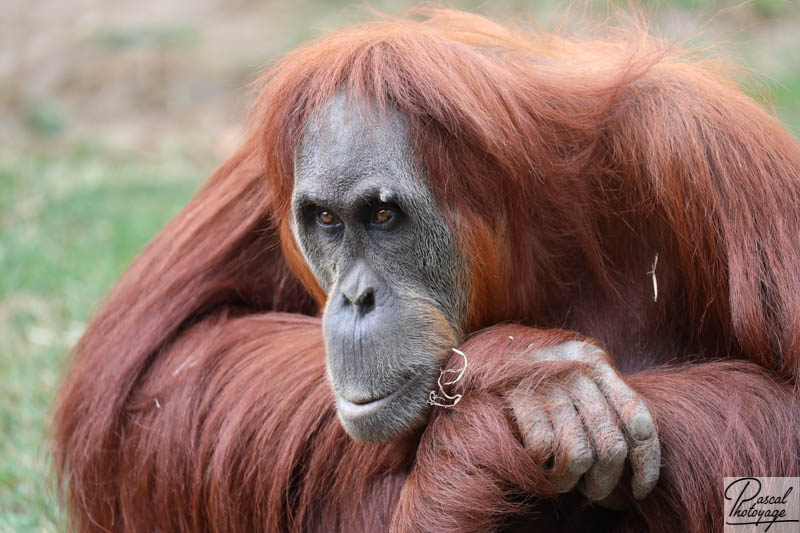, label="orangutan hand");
[509,341,661,503]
